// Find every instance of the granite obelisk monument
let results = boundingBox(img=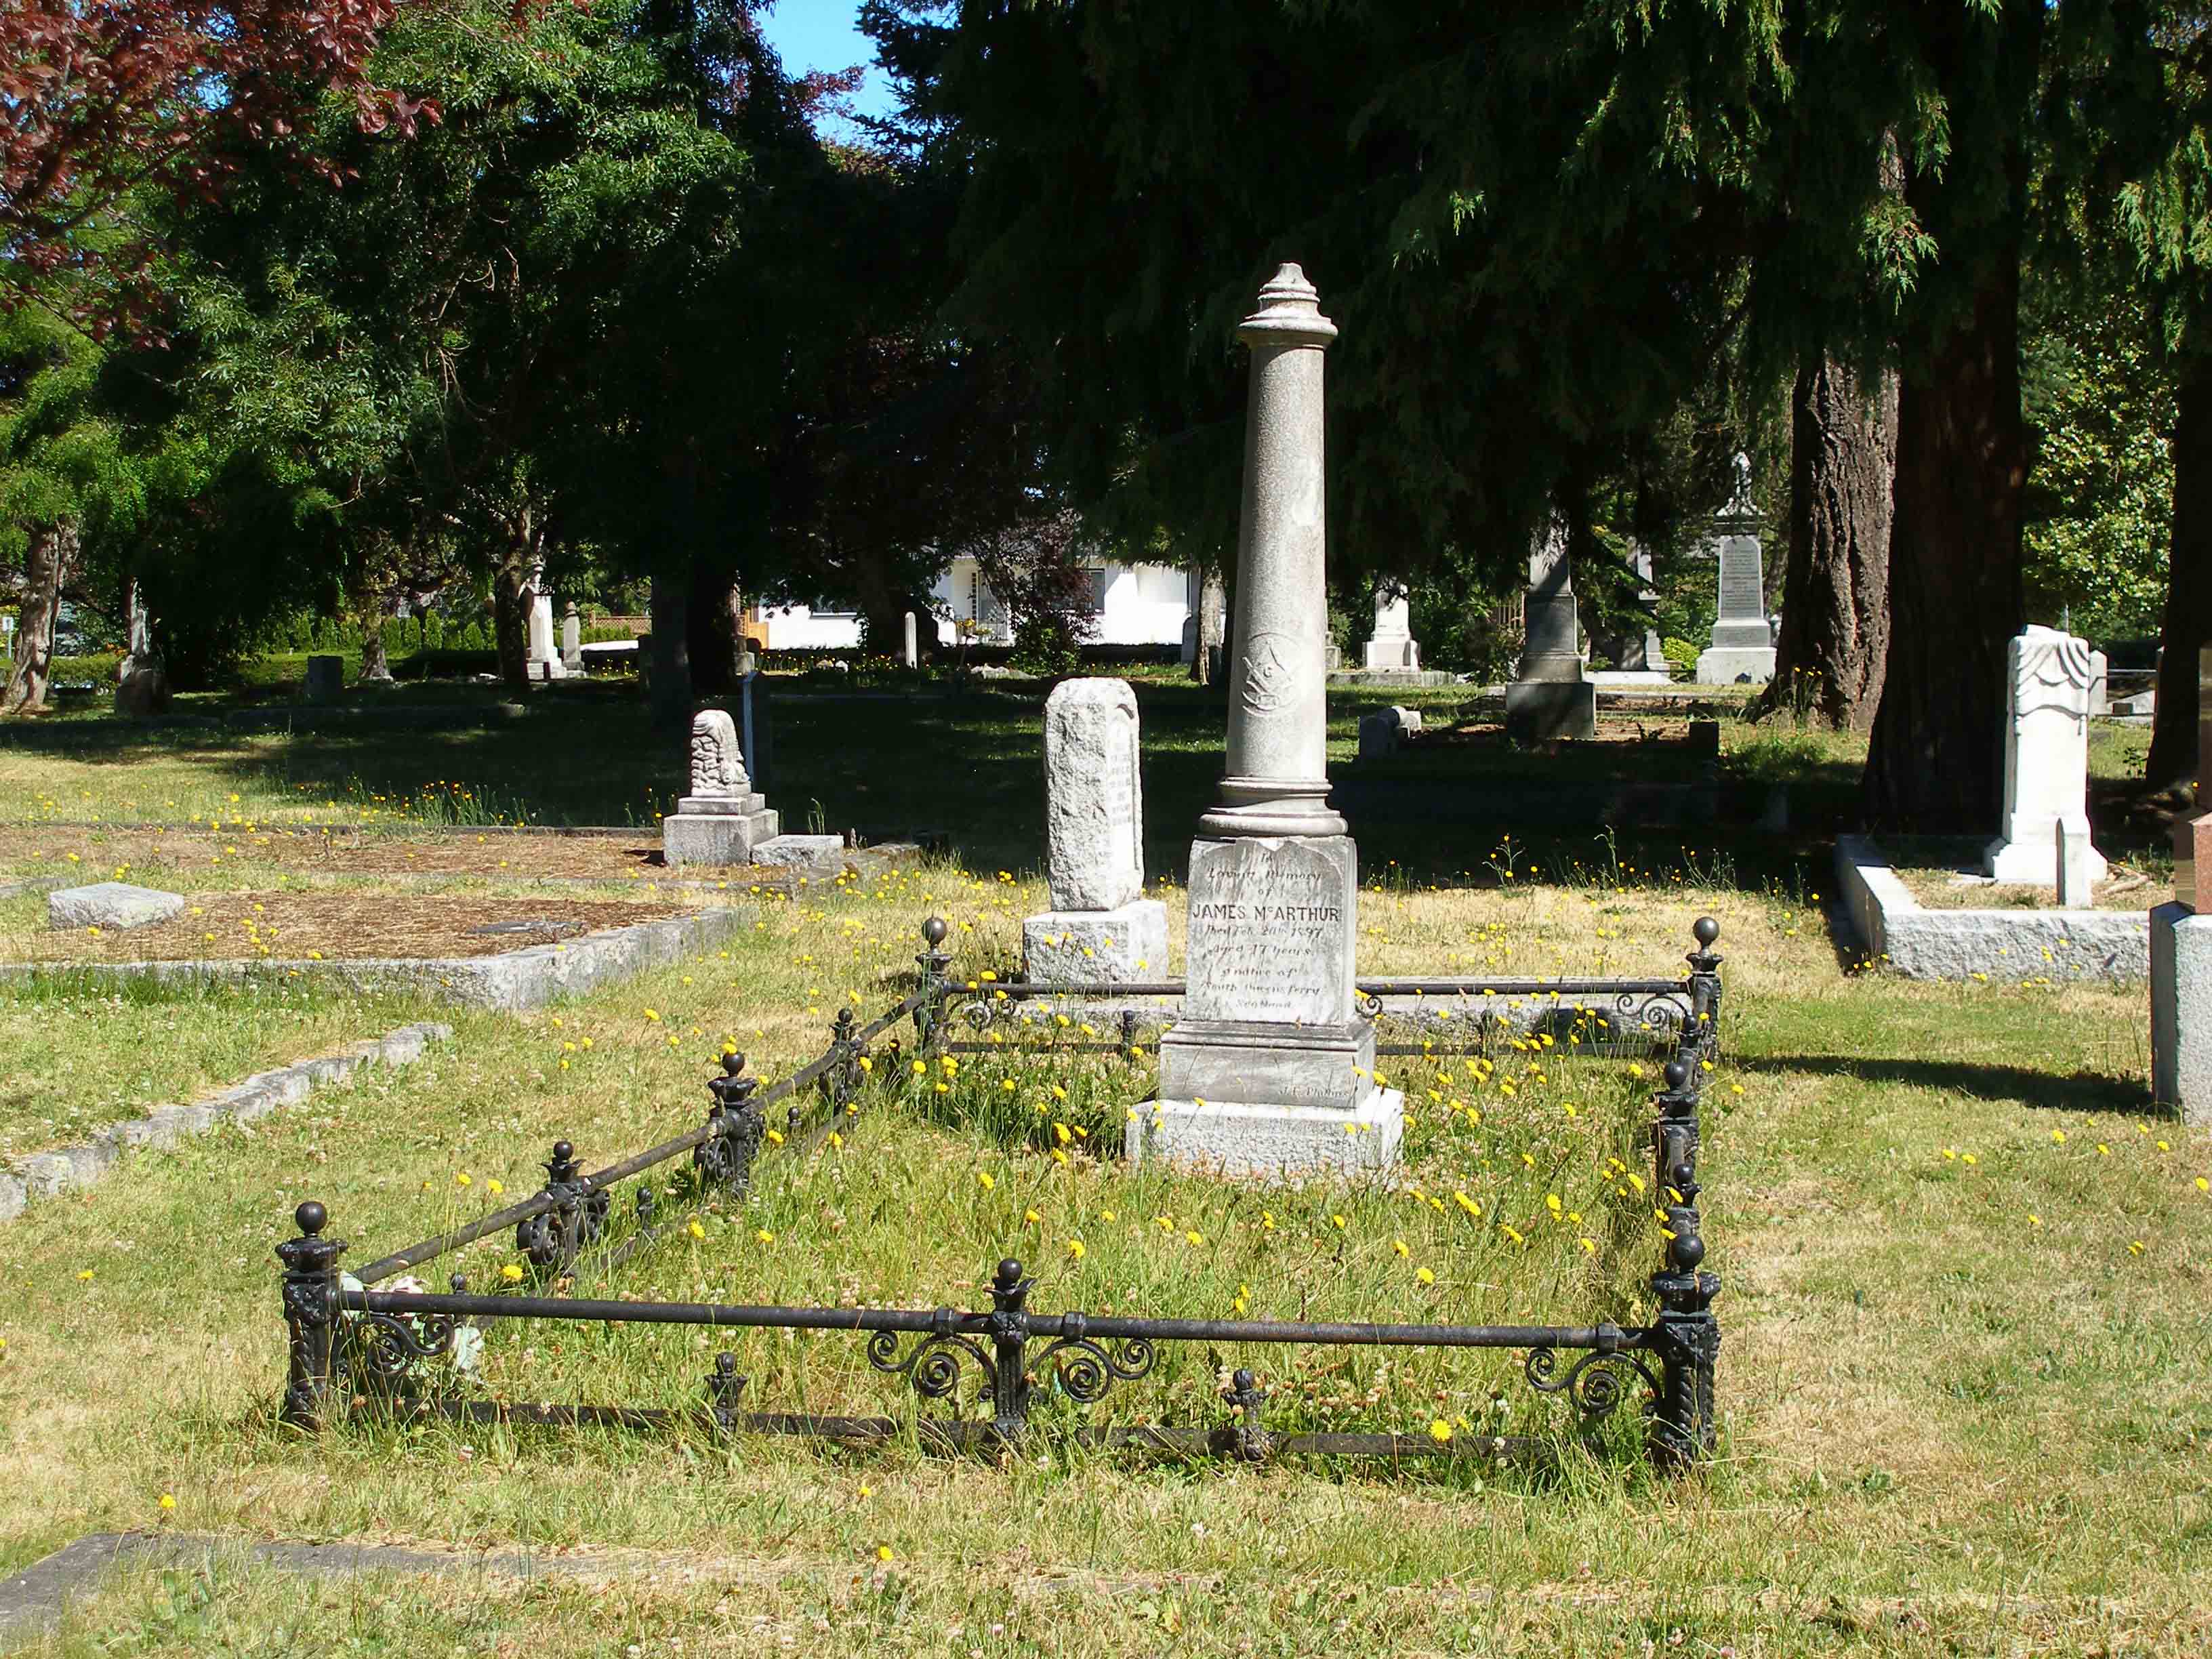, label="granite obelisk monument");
[1133,264,1404,1176]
